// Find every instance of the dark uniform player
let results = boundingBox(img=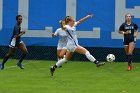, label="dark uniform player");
[119,13,139,71]
[0,15,28,70]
